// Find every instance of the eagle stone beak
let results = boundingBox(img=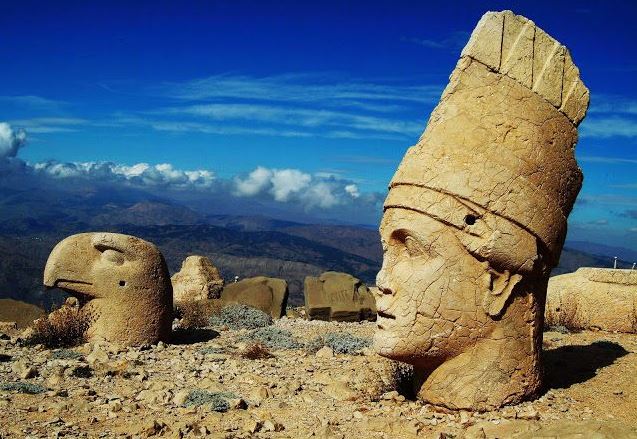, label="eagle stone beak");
[44,233,96,298]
